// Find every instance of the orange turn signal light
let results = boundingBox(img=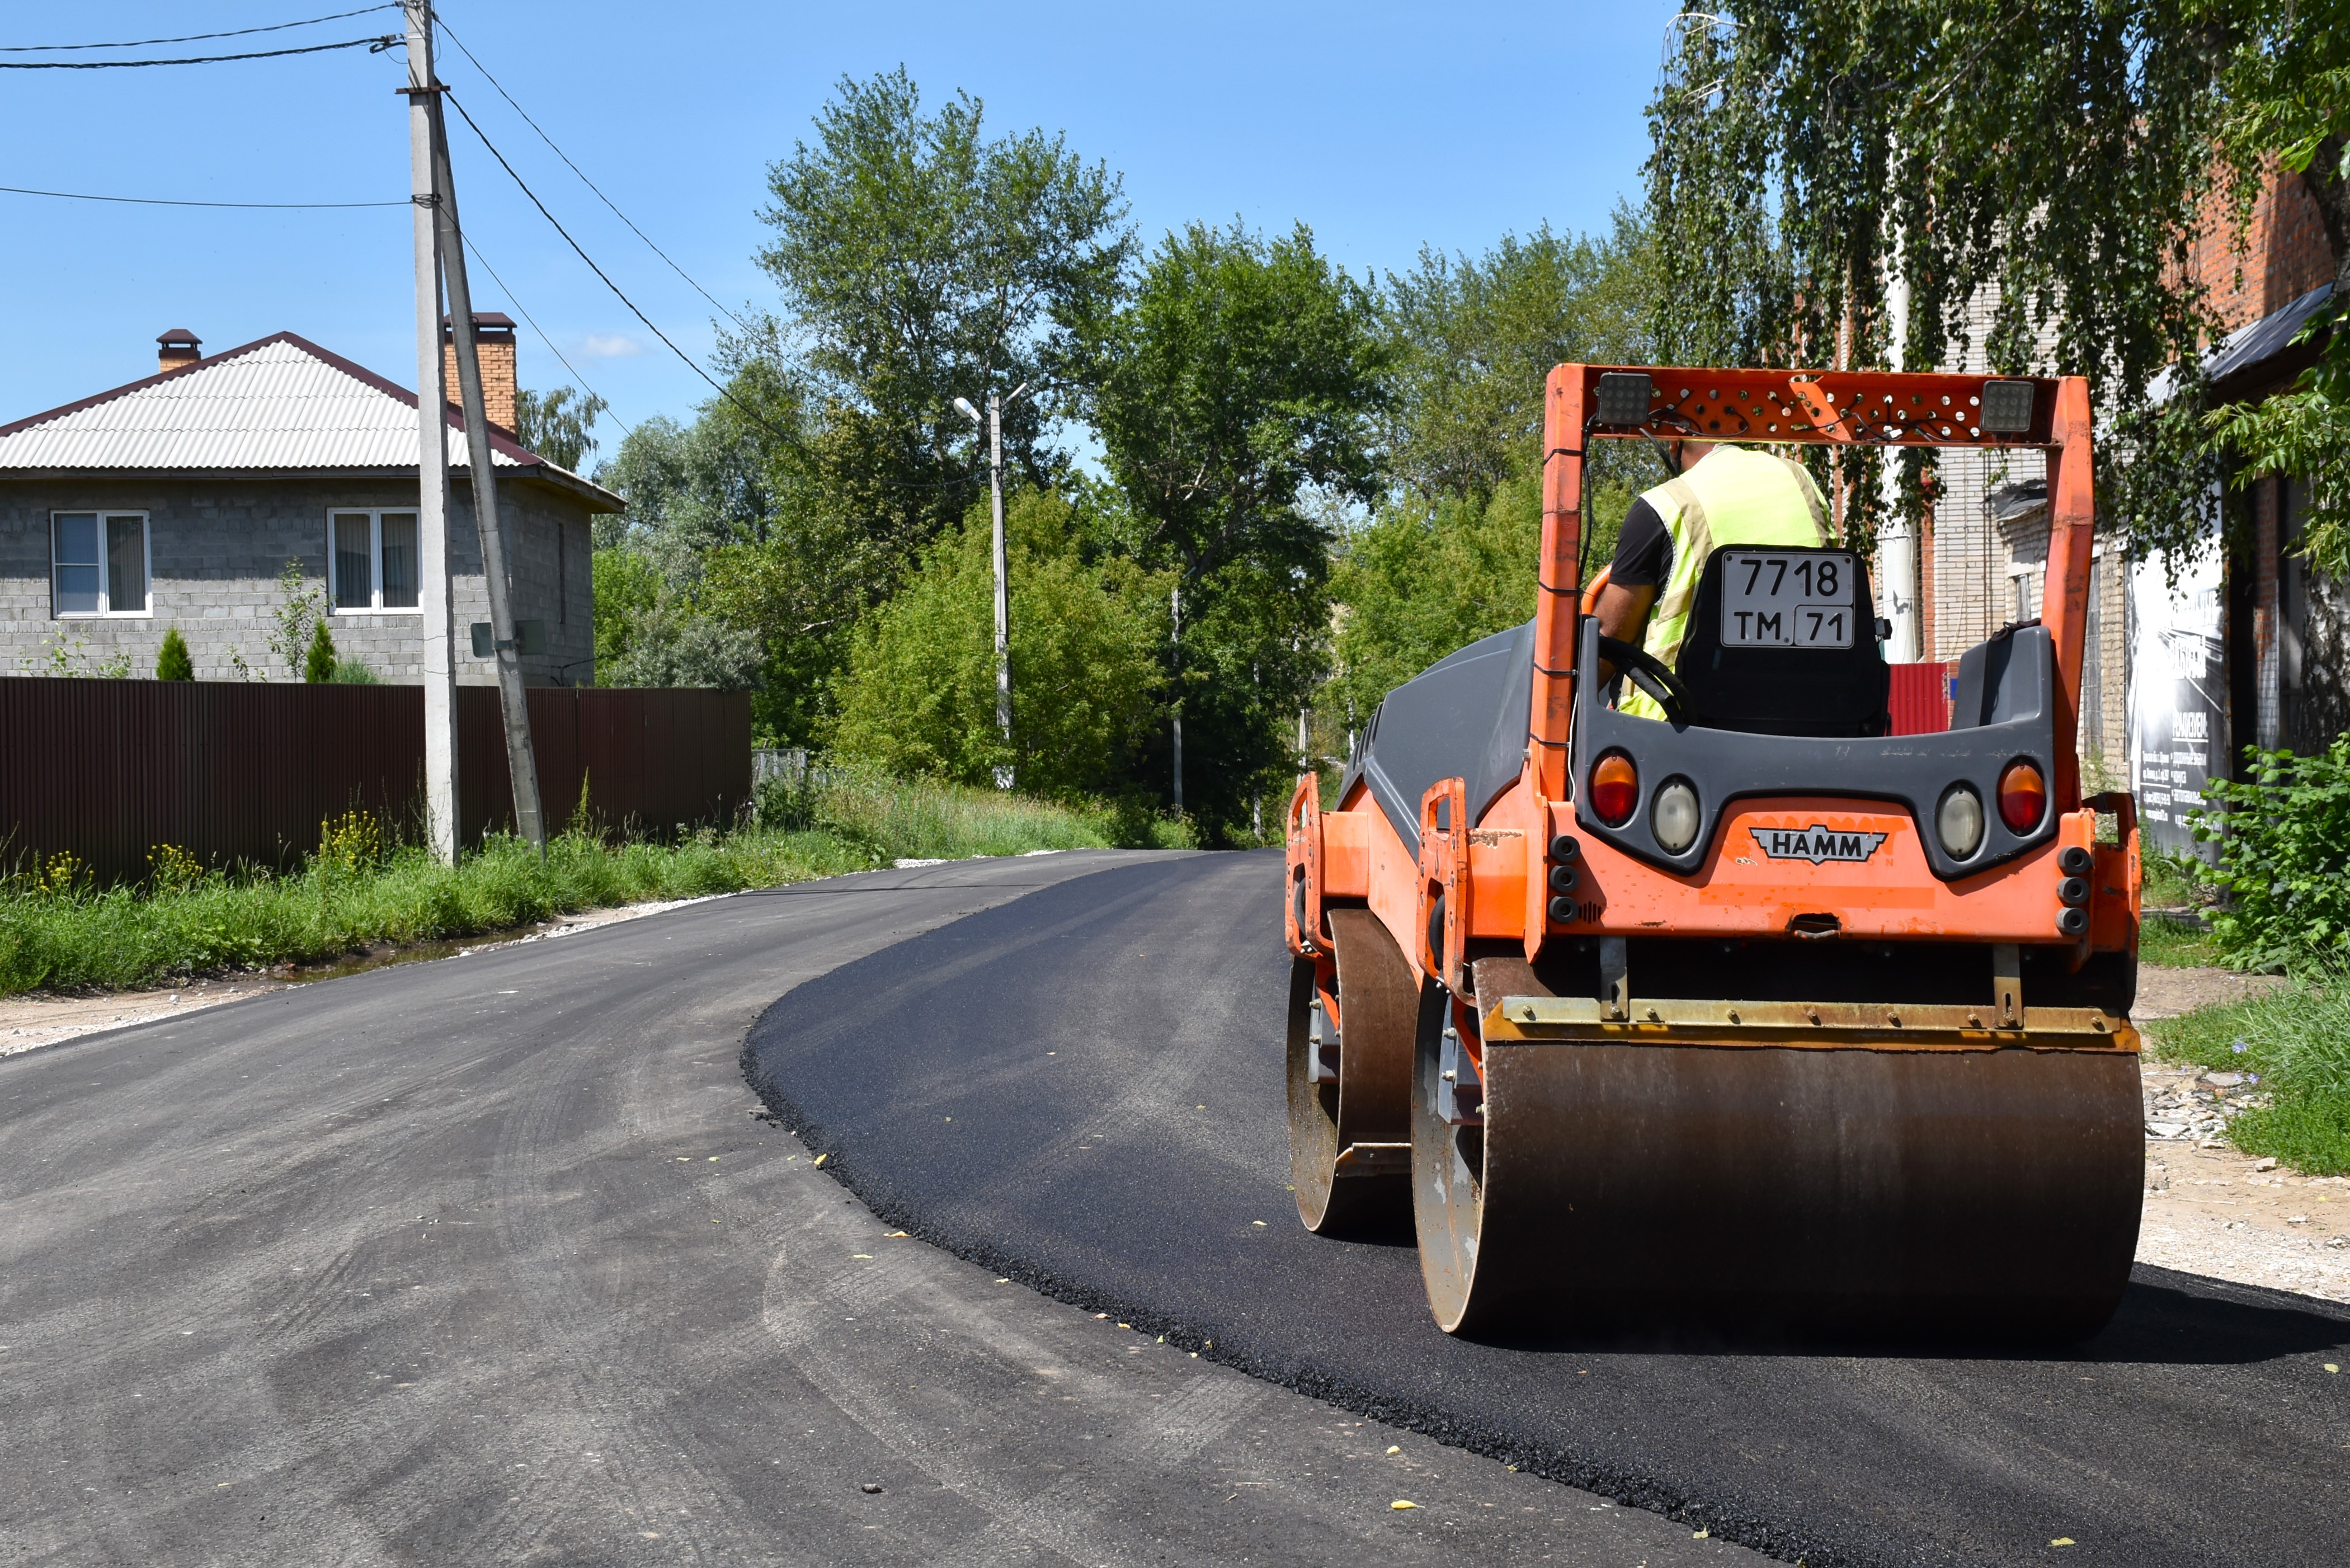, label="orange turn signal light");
[1997,760,2046,832]
[1589,753,1638,827]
